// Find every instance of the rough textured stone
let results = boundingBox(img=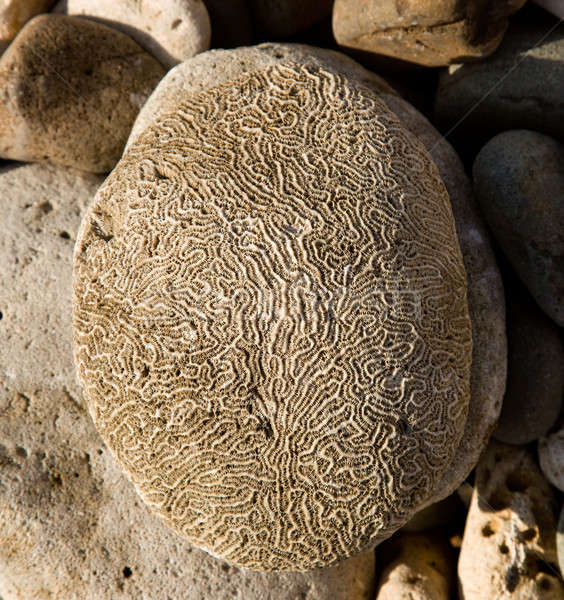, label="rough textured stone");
[248,0,332,38]
[375,534,452,600]
[0,14,164,173]
[435,23,564,142]
[204,0,252,48]
[458,441,563,599]
[493,289,564,444]
[0,0,55,49]
[473,130,564,327]
[127,43,506,508]
[332,0,525,67]
[63,0,211,69]
[0,162,376,600]
[539,425,564,492]
[74,58,472,571]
